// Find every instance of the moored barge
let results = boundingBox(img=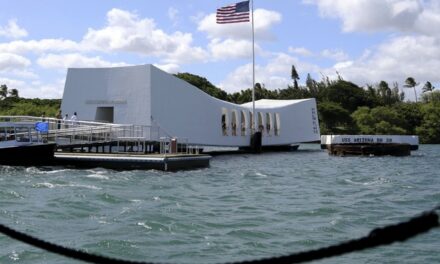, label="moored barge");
[321,135,419,156]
